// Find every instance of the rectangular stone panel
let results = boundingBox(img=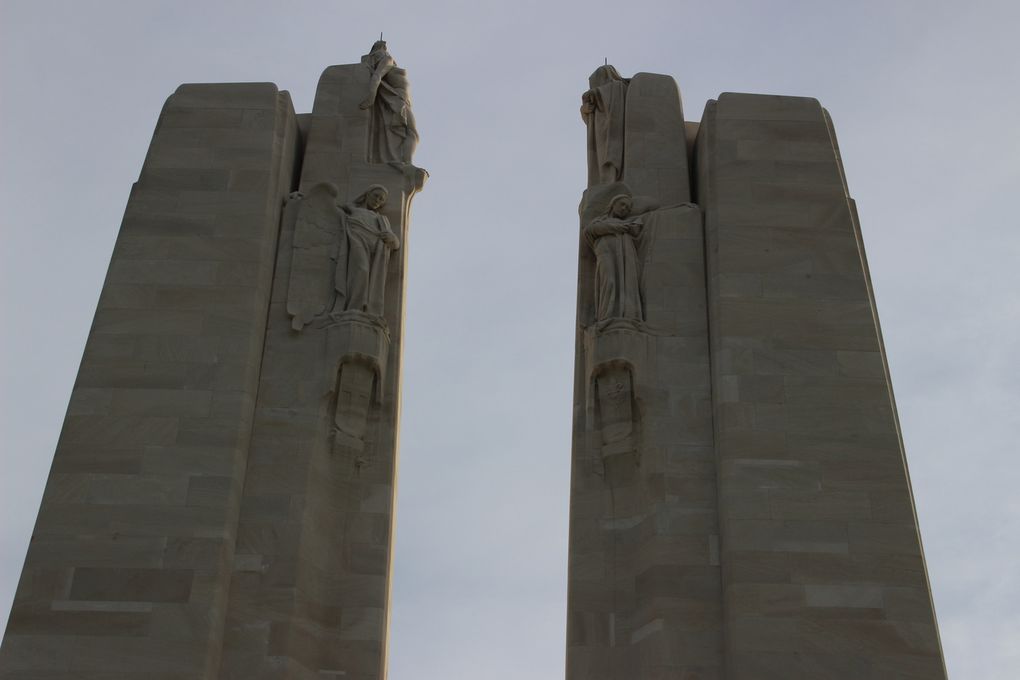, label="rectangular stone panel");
[0,83,299,679]
[697,92,947,679]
